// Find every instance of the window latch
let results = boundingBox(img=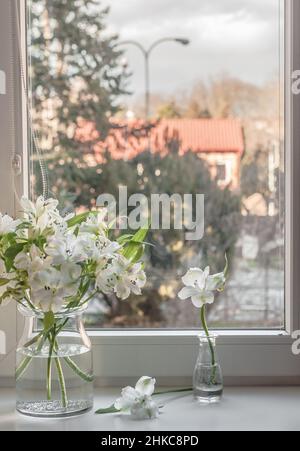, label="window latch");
[12,154,22,176]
